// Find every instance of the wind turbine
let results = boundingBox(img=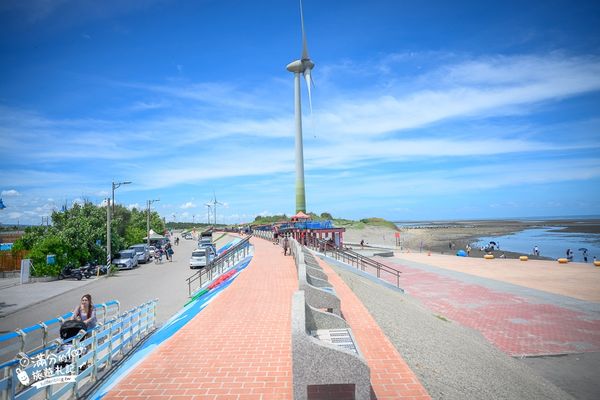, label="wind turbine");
[211,192,223,225]
[204,203,212,224]
[286,0,314,213]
